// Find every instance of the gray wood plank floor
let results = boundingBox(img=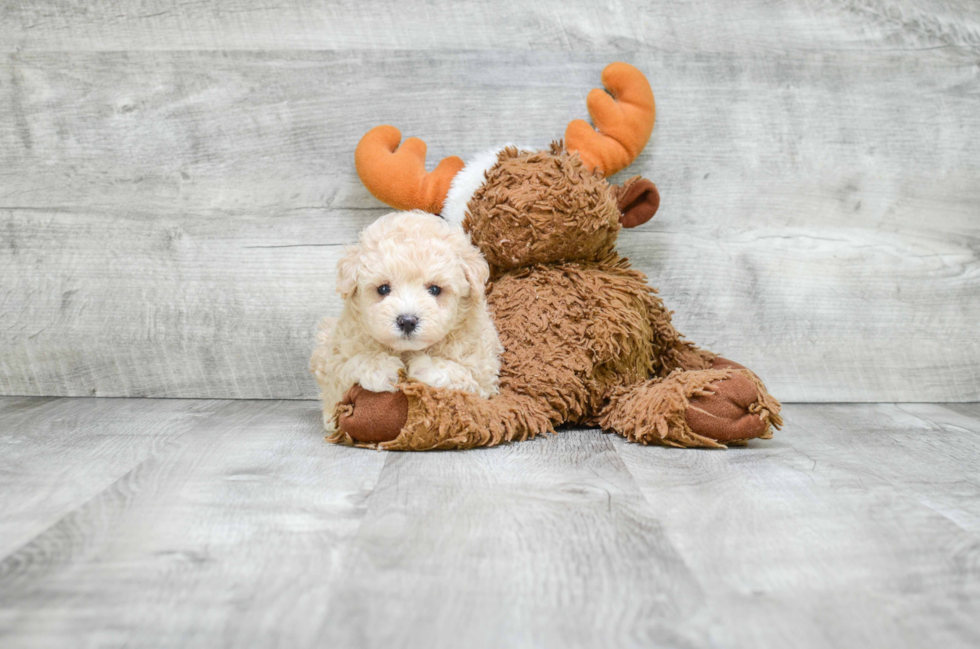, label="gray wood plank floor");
[1,397,977,648]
